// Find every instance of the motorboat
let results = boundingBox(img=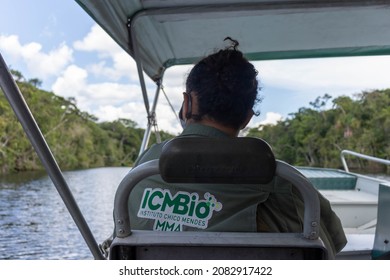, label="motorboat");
[1,0,389,260]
